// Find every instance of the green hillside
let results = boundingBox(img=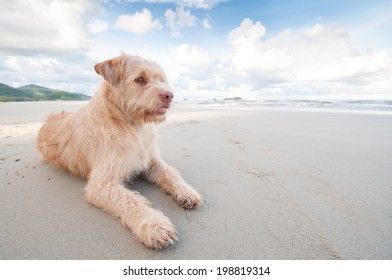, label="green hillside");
[0,83,90,102]
[0,83,33,101]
